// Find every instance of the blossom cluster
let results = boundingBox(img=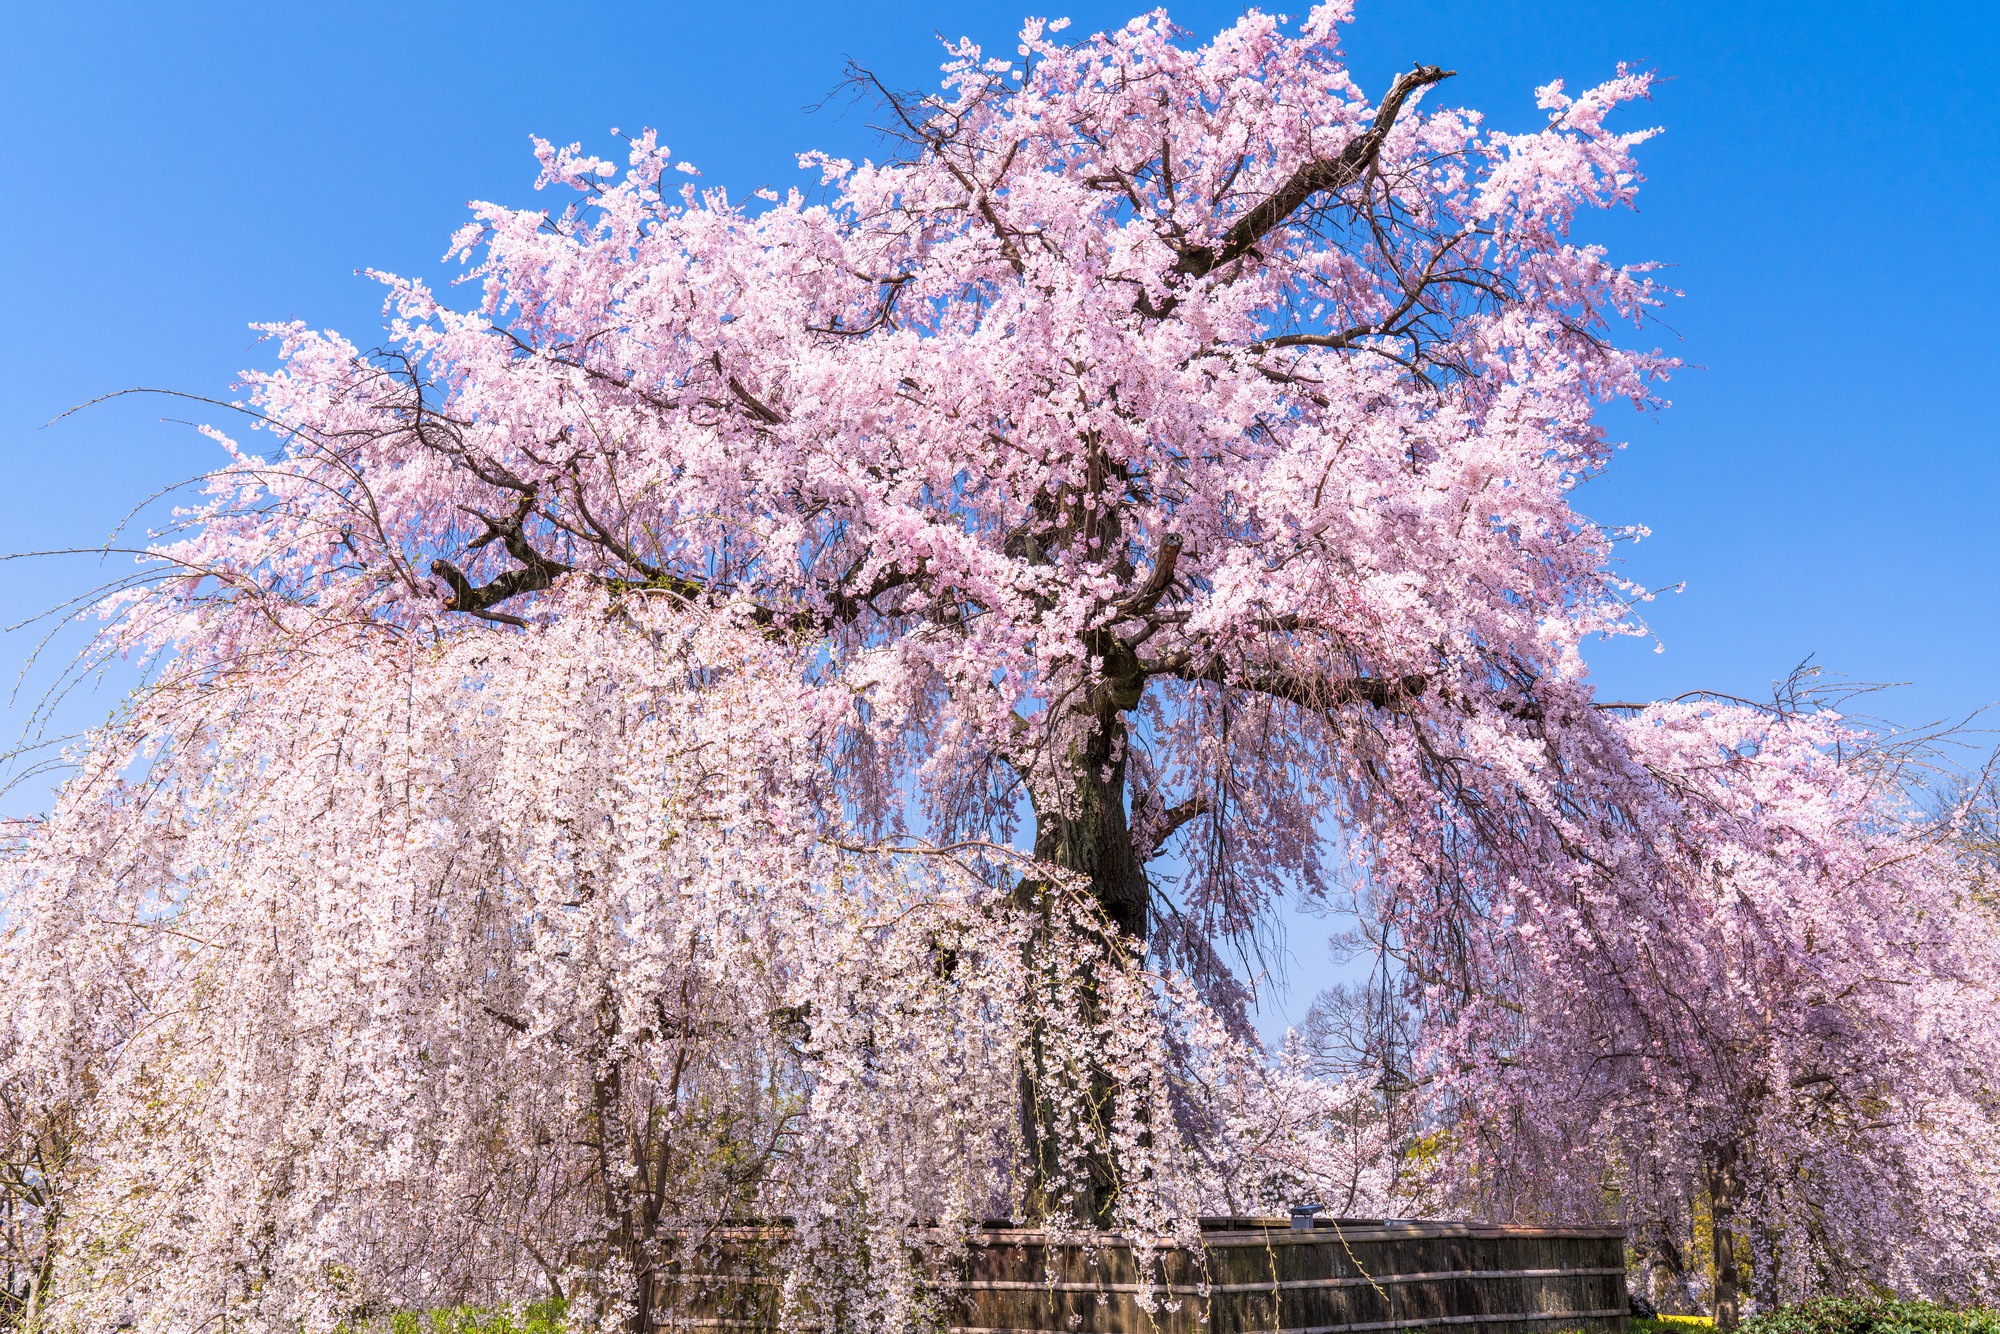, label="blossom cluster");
[5,3,1998,1327]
